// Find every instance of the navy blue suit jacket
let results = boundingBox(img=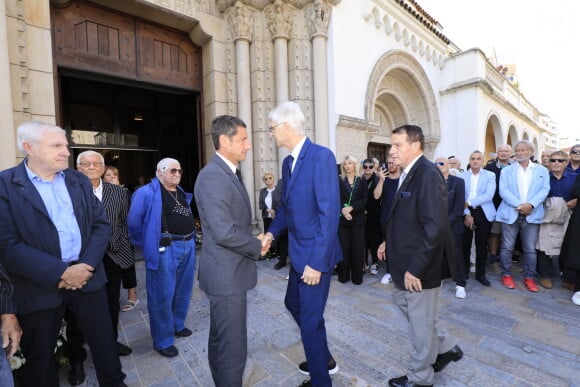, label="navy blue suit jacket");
[446,175,466,236]
[268,138,342,273]
[0,162,110,314]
